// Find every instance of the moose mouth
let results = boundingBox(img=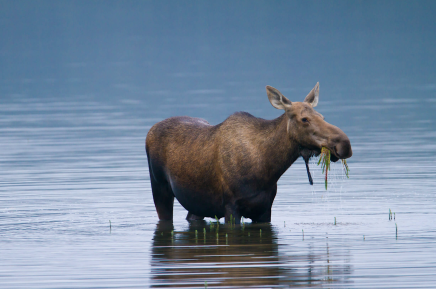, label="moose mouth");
[300,147,340,162]
[299,146,340,186]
